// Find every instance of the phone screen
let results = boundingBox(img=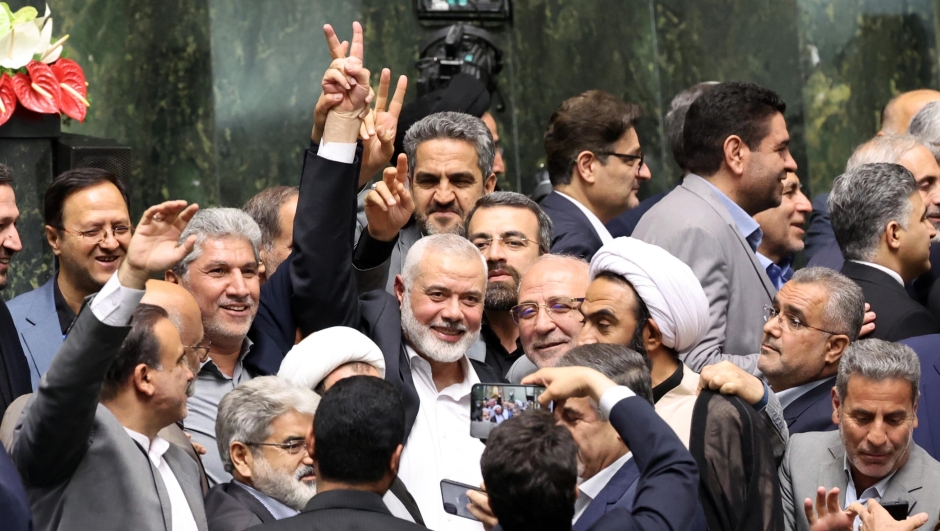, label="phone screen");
[470,384,549,439]
[441,479,482,521]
